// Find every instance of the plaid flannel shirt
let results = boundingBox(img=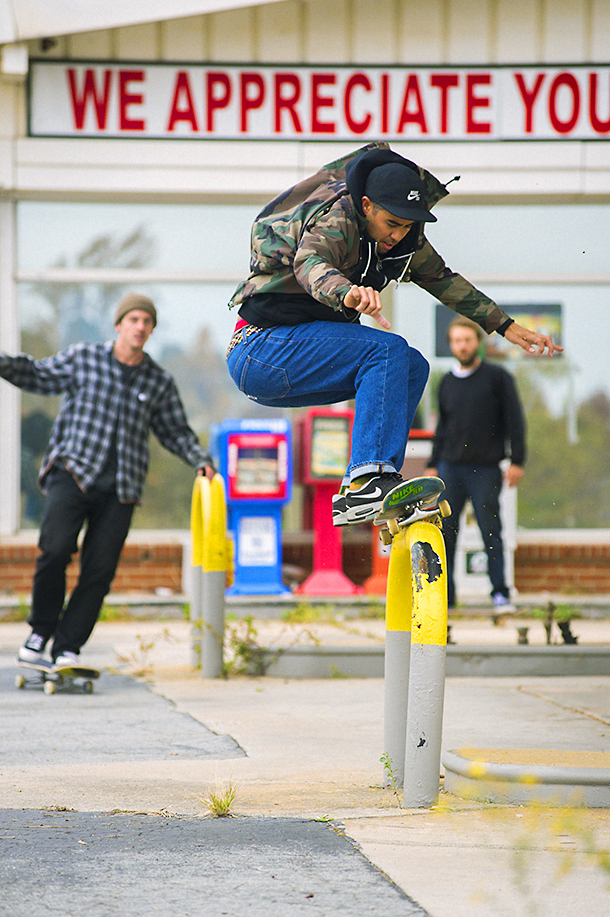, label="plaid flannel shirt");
[0,341,213,503]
